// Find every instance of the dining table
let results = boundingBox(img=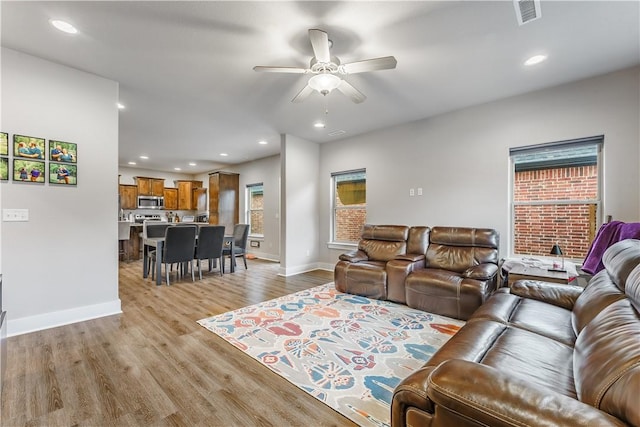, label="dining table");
[142,229,235,286]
